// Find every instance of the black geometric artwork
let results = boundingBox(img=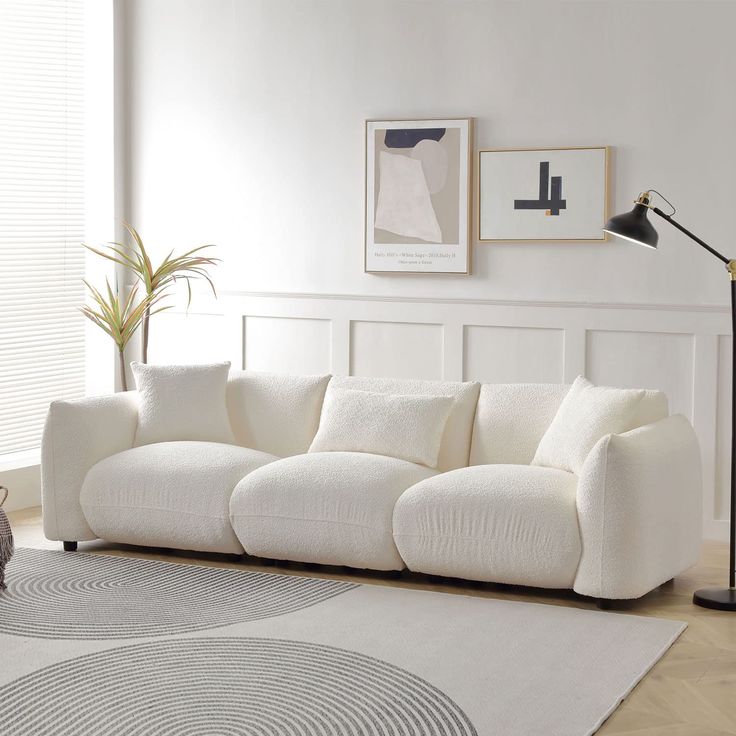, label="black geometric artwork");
[385,128,446,149]
[514,161,567,216]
